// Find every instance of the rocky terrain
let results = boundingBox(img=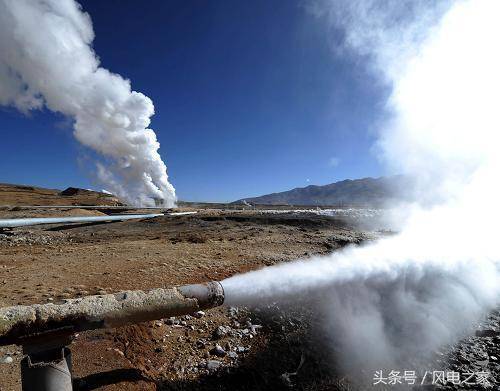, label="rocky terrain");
[434,311,500,390]
[0,204,373,390]
[0,186,497,390]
